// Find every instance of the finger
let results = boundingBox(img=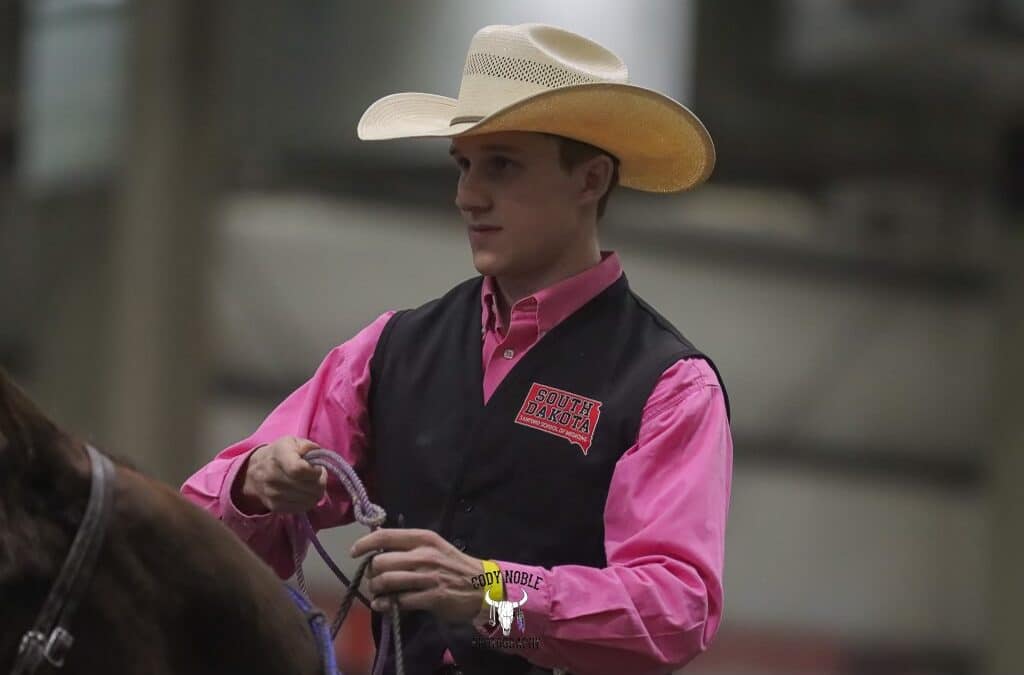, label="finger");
[350,528,438,558]
[368,570,435,597]
[372,589,438,614]
[371,597,391,613]
[265,480,324,504]
[293,438,322,457]
[365,549,437,576]
[269,492,322,512]
[280,450,322,482]
[318,467,328,489]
